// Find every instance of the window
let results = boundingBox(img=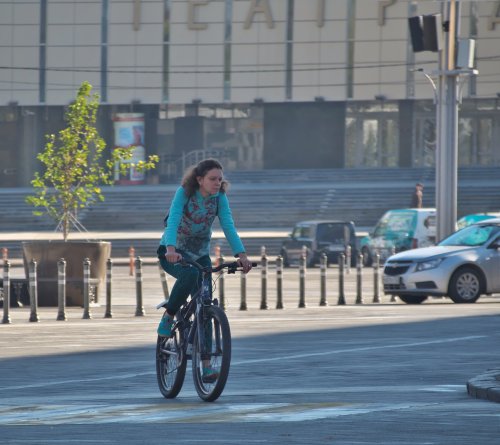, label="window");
[346,102,399,168]
[293,226,312,239]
